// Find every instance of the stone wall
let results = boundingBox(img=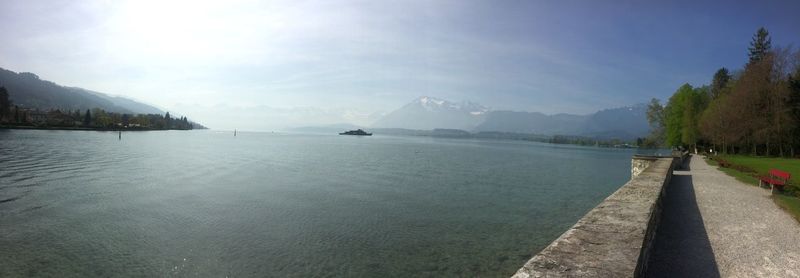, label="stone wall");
[512,157,676,278]
[631,155,659,179]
